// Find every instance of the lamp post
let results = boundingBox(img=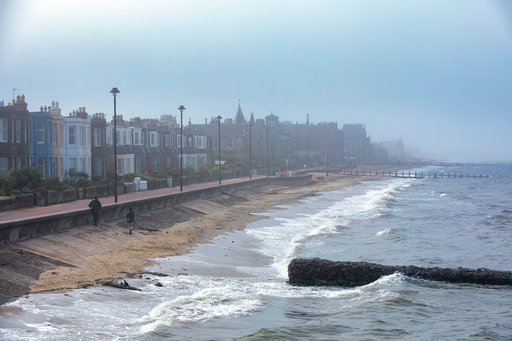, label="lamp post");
[110,87,120,203]
[249,123,252,180]
[316,139,319,167]
[296,135,299,174]
[217,115,222,185]
[266,128,269,177]
[307,137,309,170]
[178,105,186,191]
